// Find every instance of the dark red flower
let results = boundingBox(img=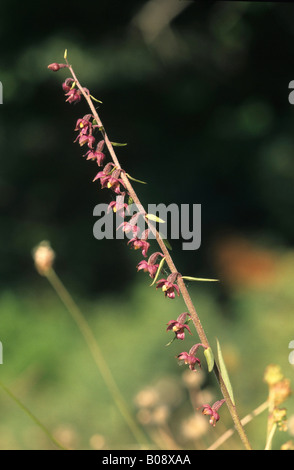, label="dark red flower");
[75,115,93,134]
[75,133,96,148]
[93,165,125,194]
[201,399,226,427]
[156,273,180,299]
[176,343,206,371]
[137,252,164,278]
[65,87,82,104]
[108,200,128,217]
[128,237,150,258]
[62,78,75,92]
[84,140,105,166]
[117,221,140,237]
[166,312,191,340]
